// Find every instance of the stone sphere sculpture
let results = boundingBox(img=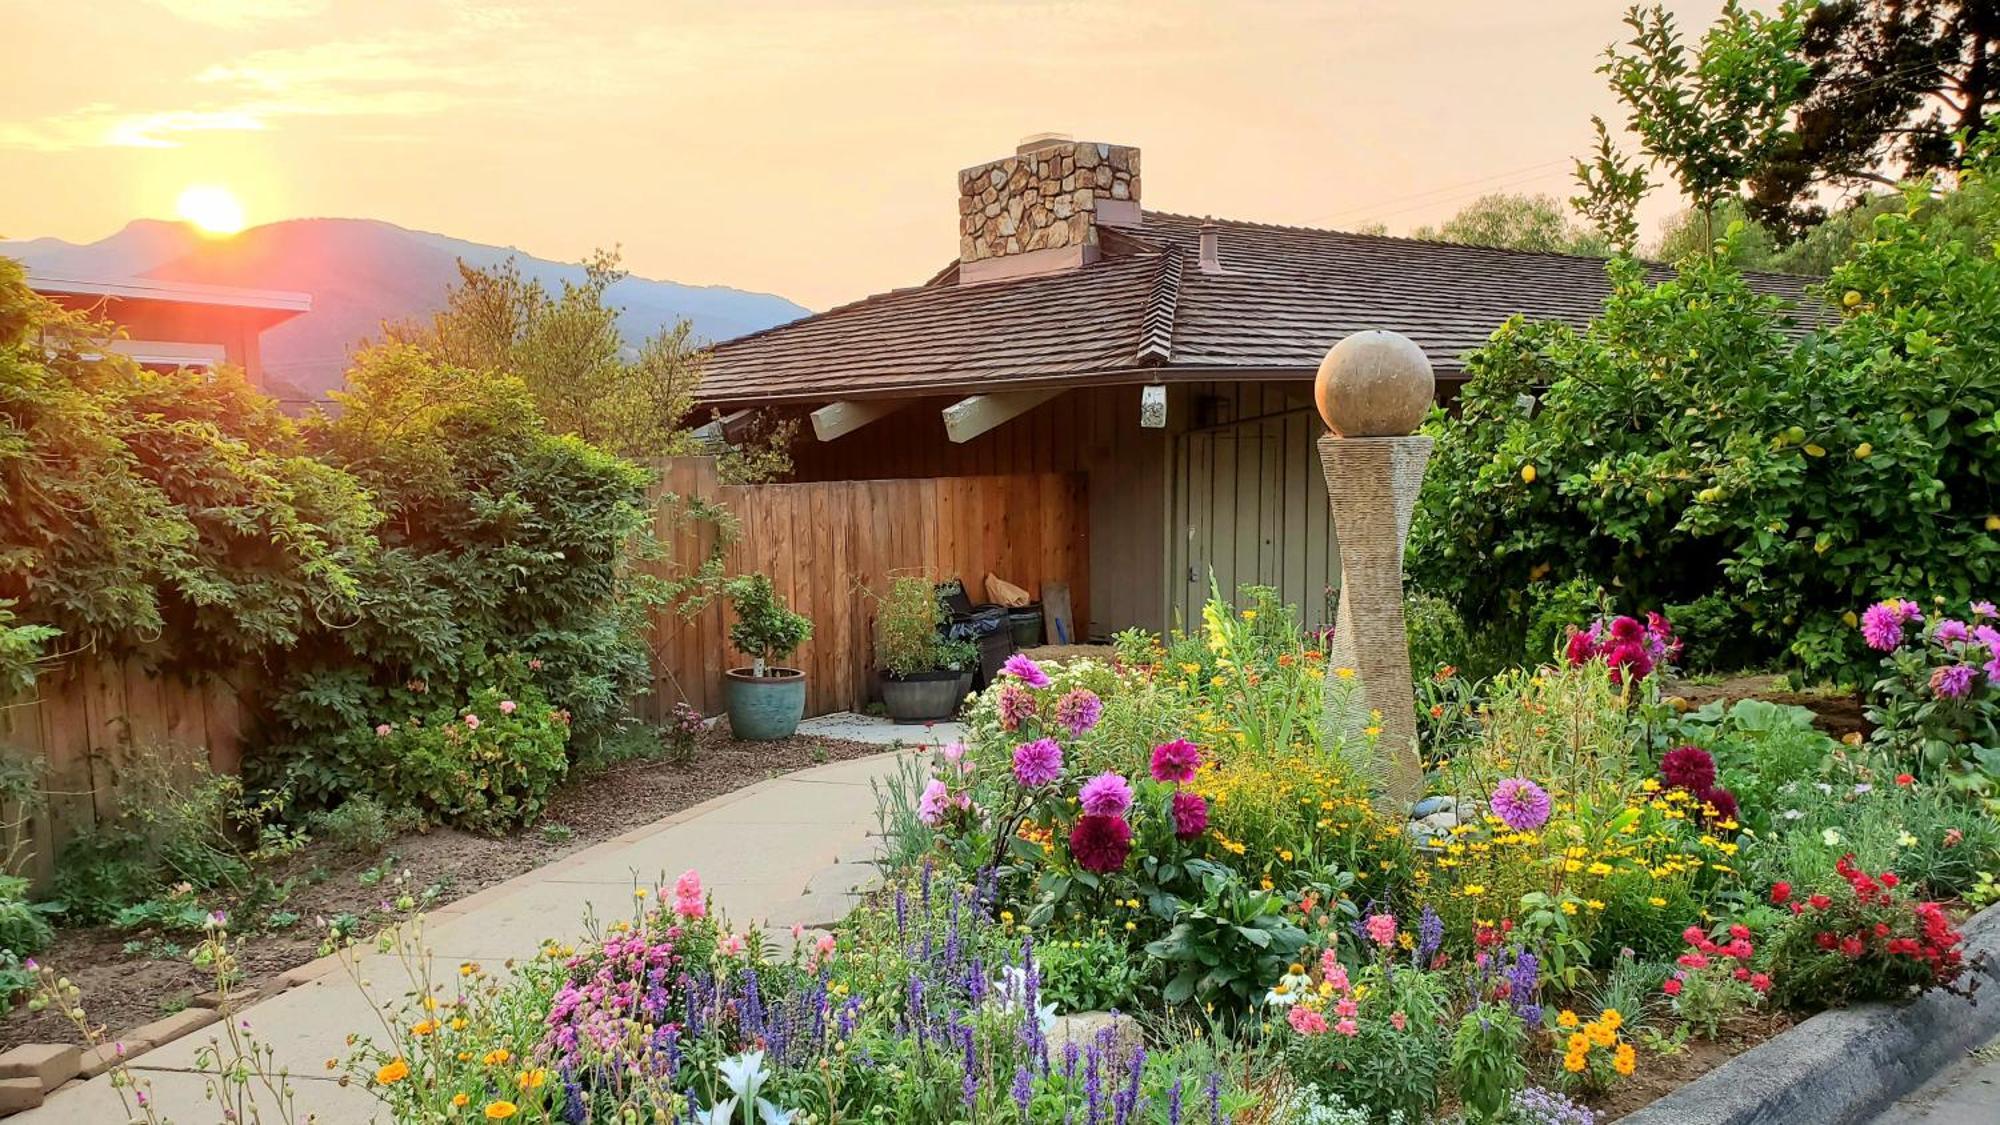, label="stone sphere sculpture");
[1314,330,1435,438]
